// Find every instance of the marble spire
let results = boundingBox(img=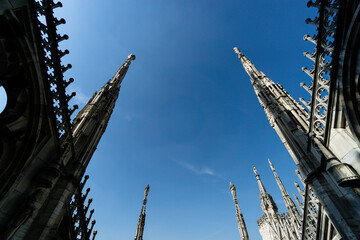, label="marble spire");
[268,159,302,237]
[230,182,250,240]
[134,184,150,240]
[253,166,278,214]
